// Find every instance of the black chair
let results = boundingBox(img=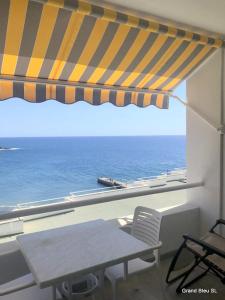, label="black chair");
[166,219,225,293]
